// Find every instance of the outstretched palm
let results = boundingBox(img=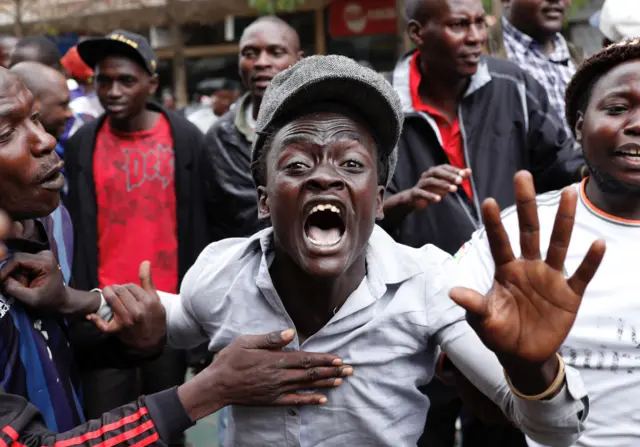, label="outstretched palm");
[450,171,606,364]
